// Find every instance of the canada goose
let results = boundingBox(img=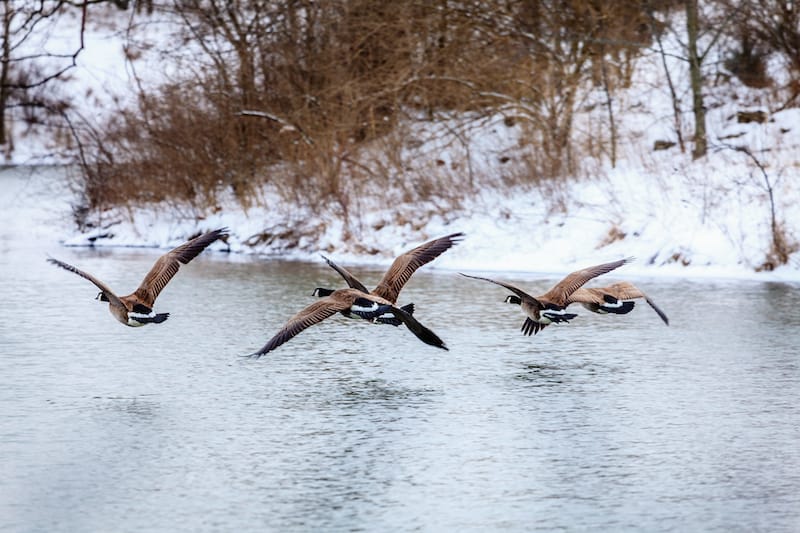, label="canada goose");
[248,288,448,357]
[314,232,464,326]
[567,282,669,325]
[47,228,228,327]
[460,258,631,336]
